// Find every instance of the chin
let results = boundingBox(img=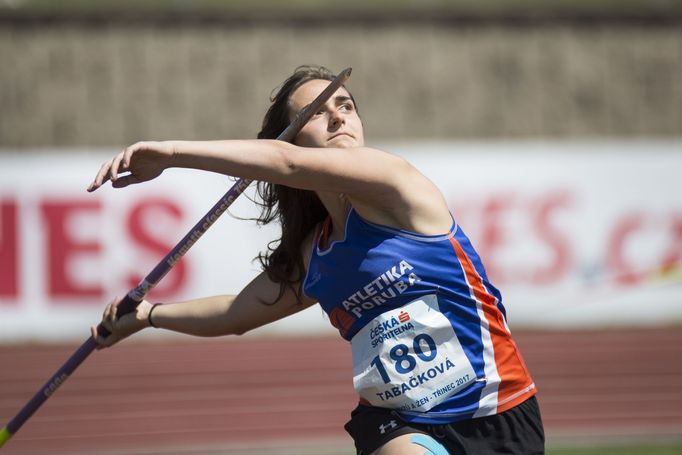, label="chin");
[329,137,357,147]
